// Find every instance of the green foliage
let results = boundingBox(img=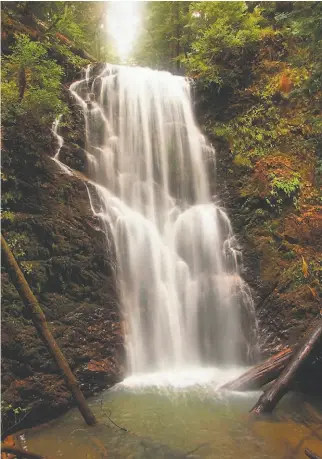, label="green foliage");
[3,1,114,61]
[134,1,321,200]
[1,189,22,207]
[1,400,28,435]
[215,103,283,163]
[185,2,263,86]
[6,233,28,259]
[134,1,191,71]
[54,43,90,69]
[135,1,264,81]
[1,211,16,223]
[270,173,301,198]
[280,2,322,93]
[55,3,88,46]
[20,261,34,276]
[2,34,66,124]
[1,33,68,221]
[50,2,111,59]
[1,402,27,416]
[283,250,296,261]
[267,172,301,211]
